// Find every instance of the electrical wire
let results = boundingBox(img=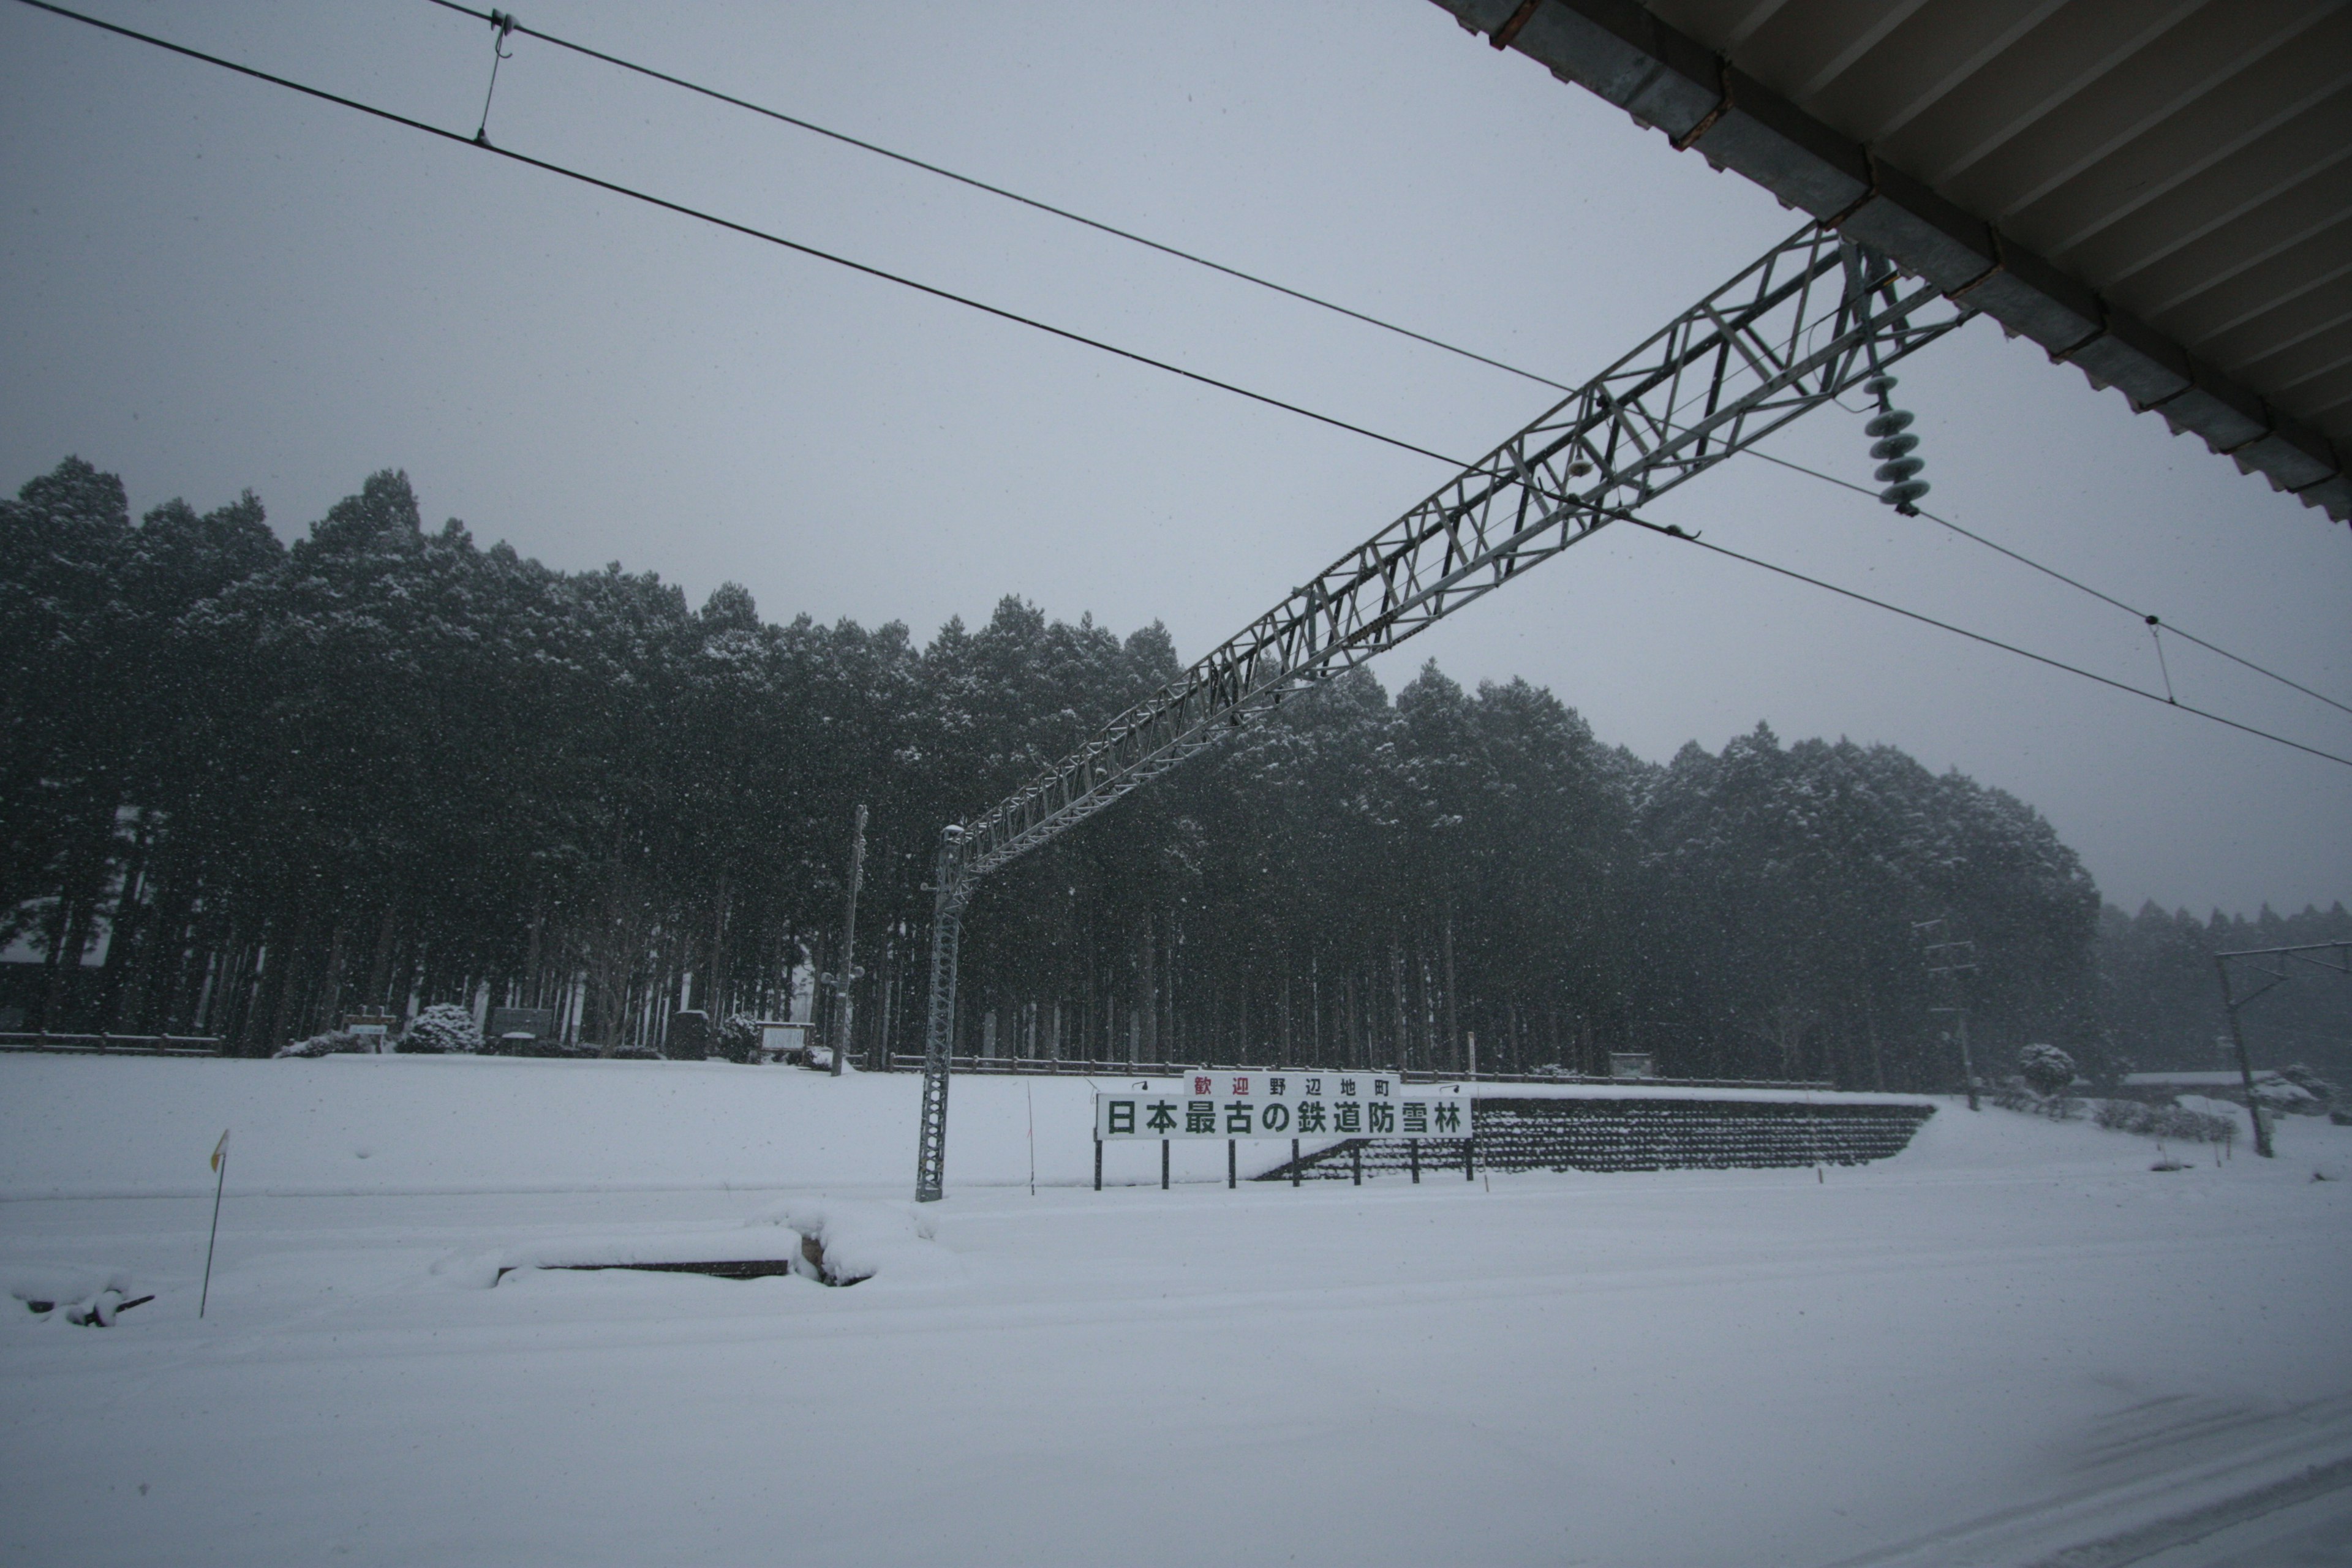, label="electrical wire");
[9,0,1468,470]
[15,0,2345,774]
[418,0,1578,397]
[1617,514,2352,770]
[1744,447,2352,720]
